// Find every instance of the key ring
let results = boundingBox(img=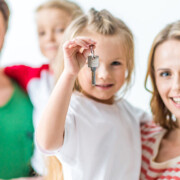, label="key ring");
[90,45,95,58]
